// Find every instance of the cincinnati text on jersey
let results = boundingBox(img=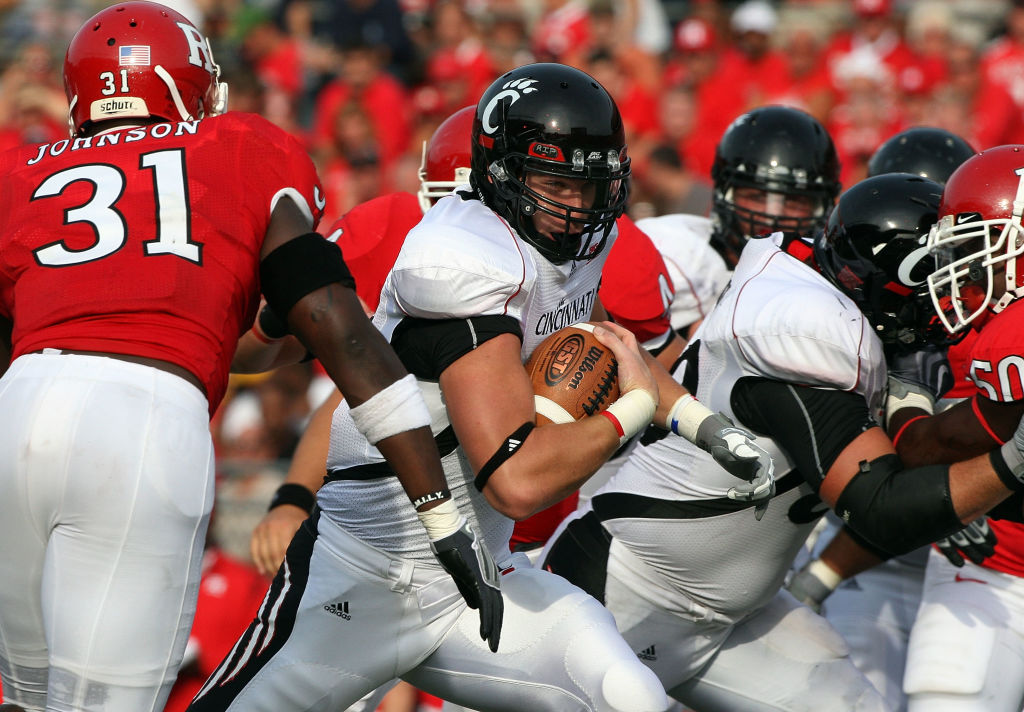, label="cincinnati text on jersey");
[533,288,598,337]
